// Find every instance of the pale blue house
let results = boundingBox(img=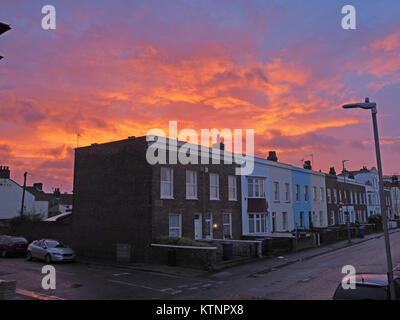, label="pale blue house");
[291,165,312,229]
